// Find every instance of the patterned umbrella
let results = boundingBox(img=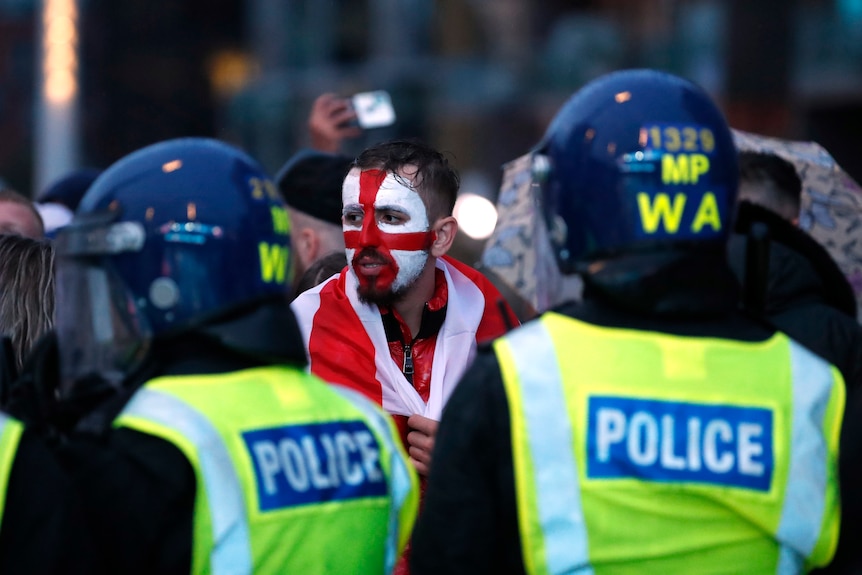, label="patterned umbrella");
[733,129,862,322]
[479,153,581,315]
